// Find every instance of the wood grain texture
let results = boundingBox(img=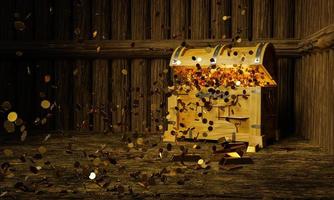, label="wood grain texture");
[131,0,150,132]
[295,49,334,154]
[170,0,189,39]
[92,0,110,132]
[72,0,92,131]
[232,0,252,40]
[54,0,74,130]
[111,0,131,133]
[211,0,232,39]
[150,0,169,133]
[190,0,210,39]
[1,133,334,199]
[252,0,273,39]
